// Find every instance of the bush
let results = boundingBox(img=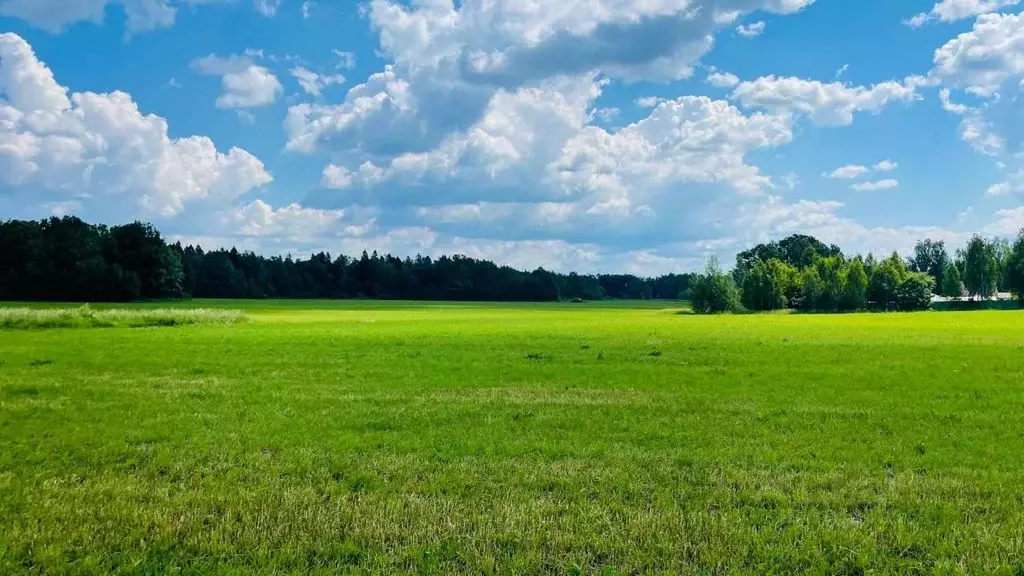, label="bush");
[896,273,935,311]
